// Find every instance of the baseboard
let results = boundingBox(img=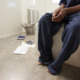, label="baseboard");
[0,32,22,39]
